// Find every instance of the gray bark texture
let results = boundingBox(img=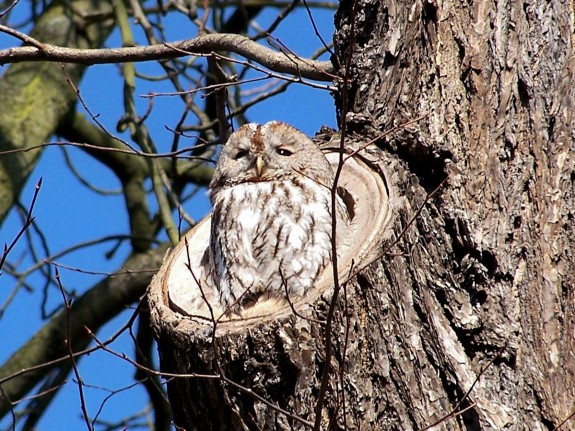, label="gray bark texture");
[0,0,114,223]
[149,0,575,430]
